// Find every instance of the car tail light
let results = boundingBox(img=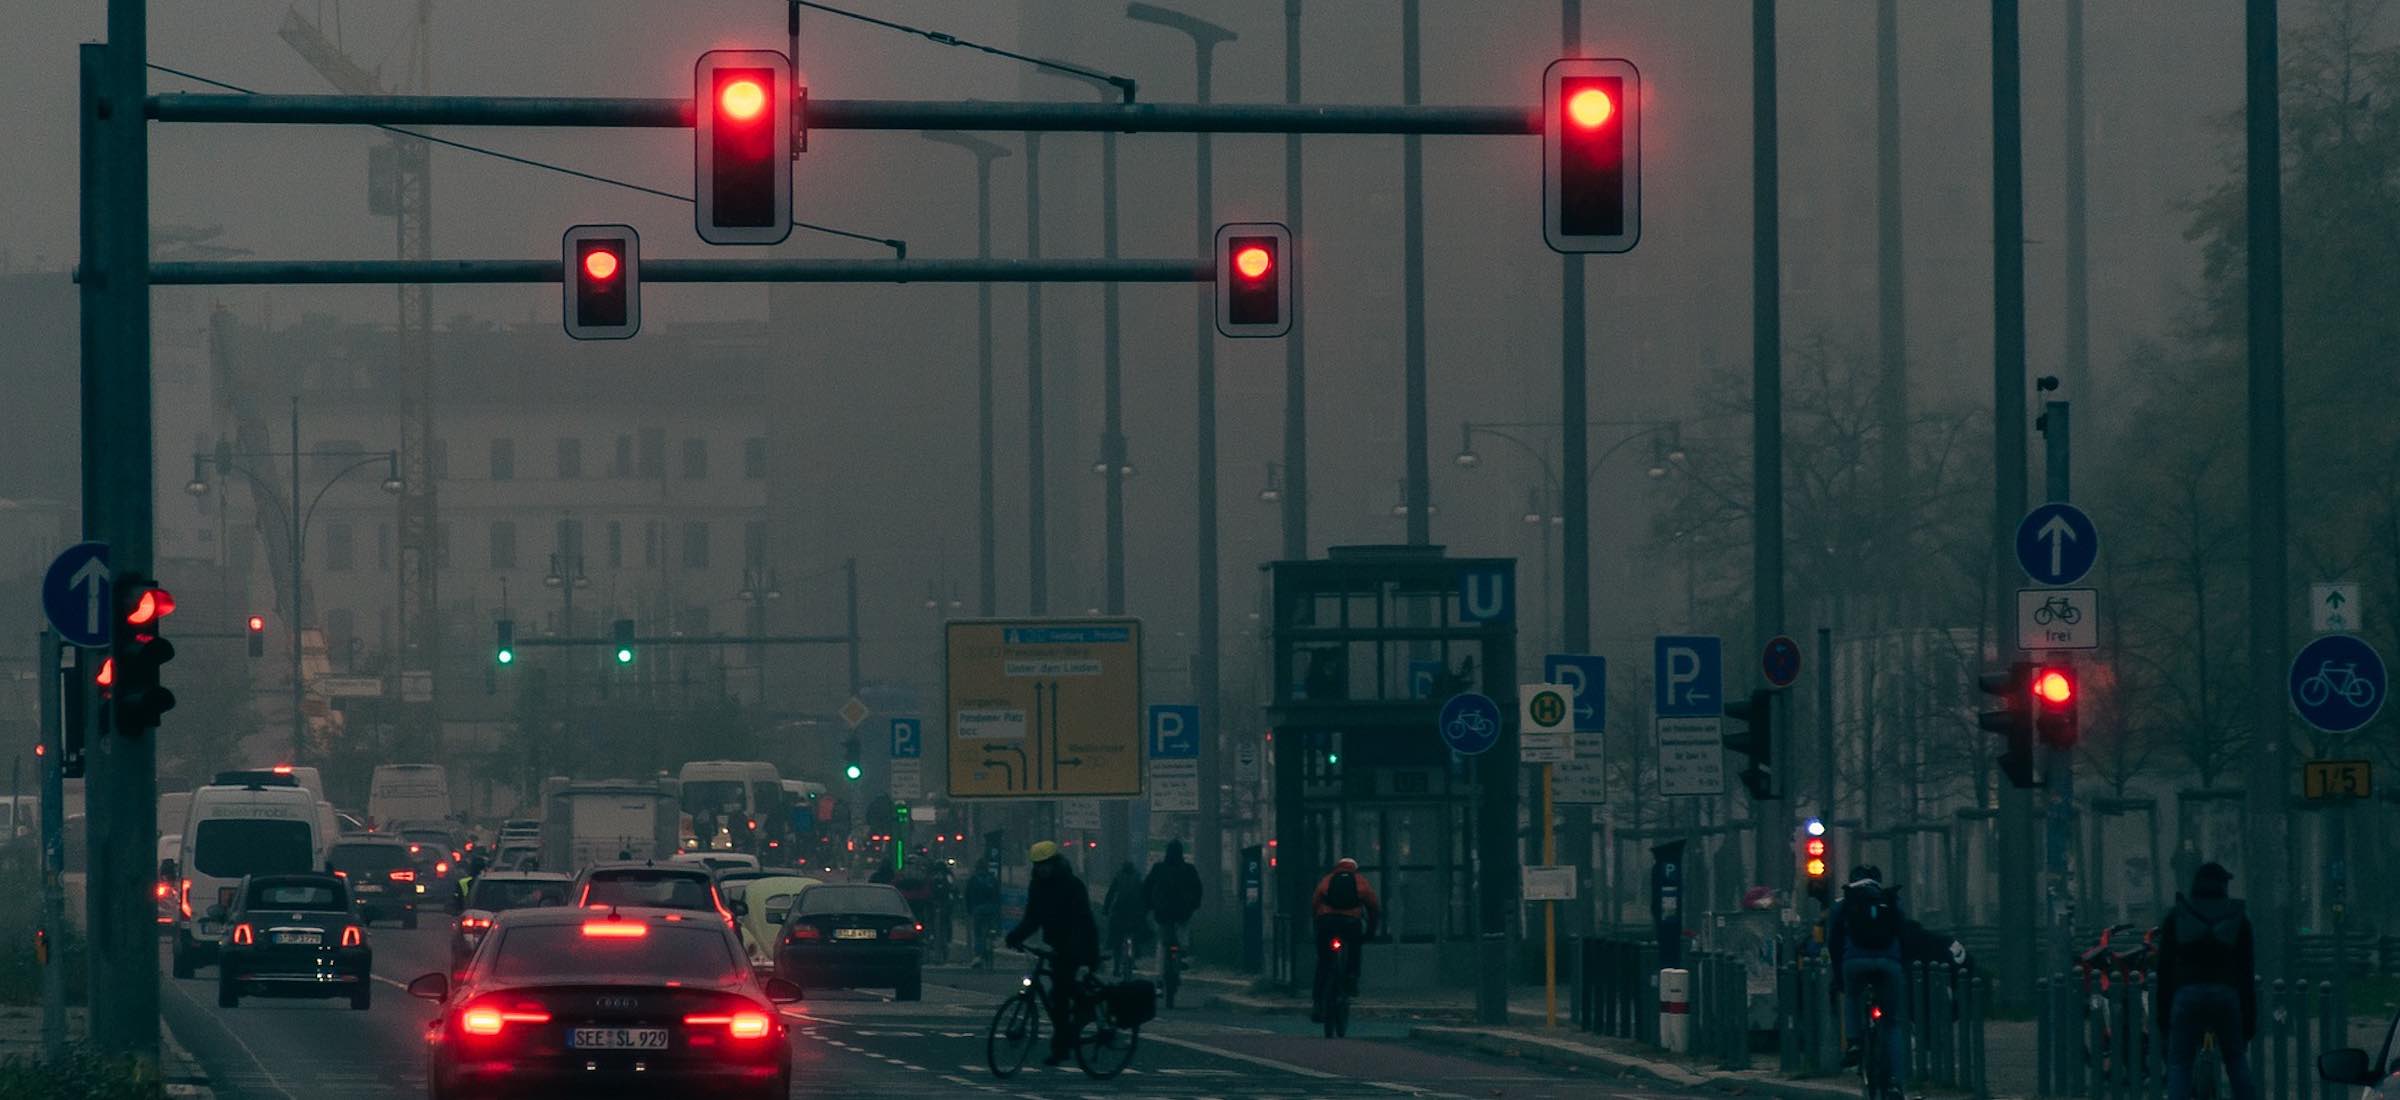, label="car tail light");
[341,925,363,947]
[390,870,416,883]
[786,925,821,942]
[435,861,450,876]
[451,850,462,862]
[179,879,193,920]
[686,1011,773,1039]
[888,922,921,942]
[332,870,347,879]
[582,920,648,938]
[460,916,493,931]
[231,923,254,946]
[154,882,170,899]
[409,844,422,855]
[461,1003,551,1036]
